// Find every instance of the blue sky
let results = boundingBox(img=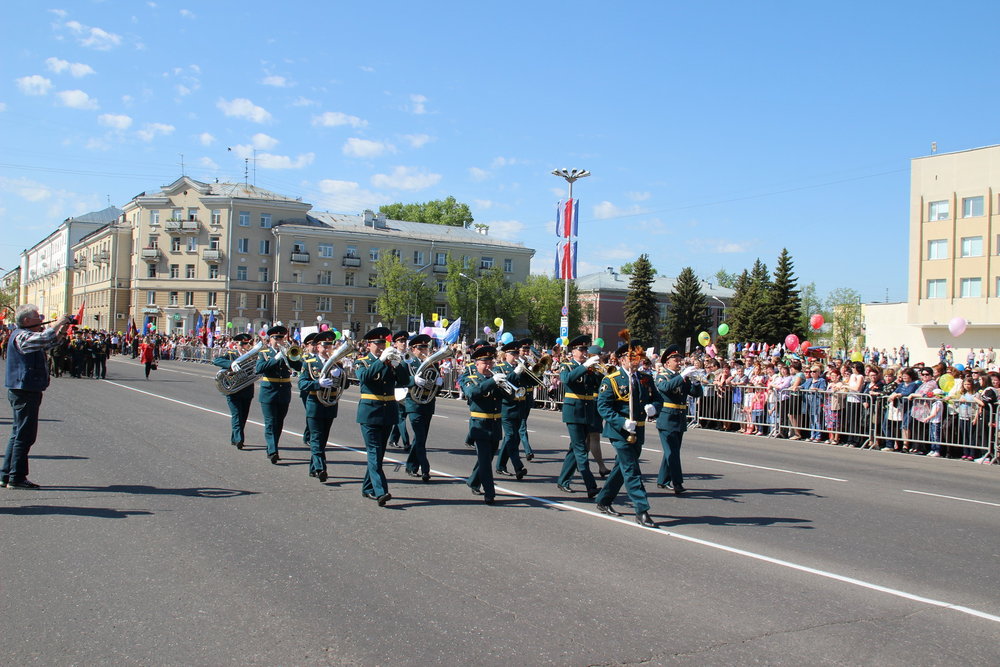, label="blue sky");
[3,1,1000,304]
